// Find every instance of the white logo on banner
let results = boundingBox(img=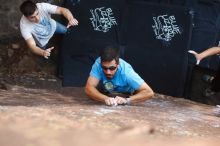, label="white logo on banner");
[152,15,181,42]
[90,7,117,33]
